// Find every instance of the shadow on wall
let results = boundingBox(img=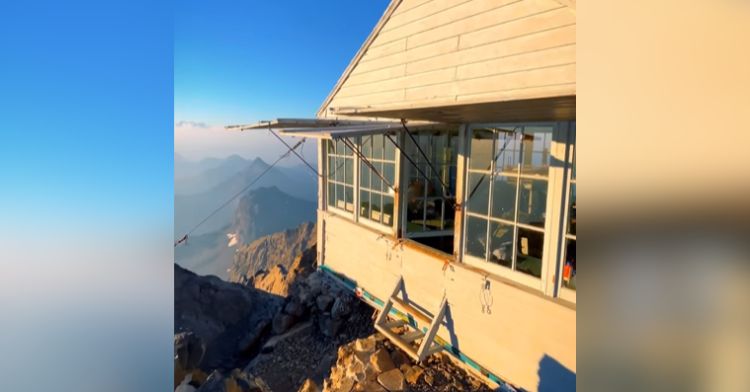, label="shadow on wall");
[538,354,575,392]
